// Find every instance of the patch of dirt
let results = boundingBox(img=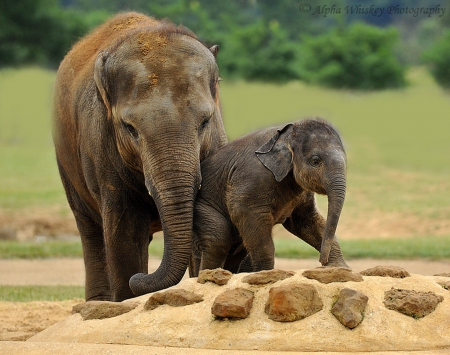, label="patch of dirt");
[2,203,450,242]
[0,300,81,341]
[273,209,450,240]
[0,207,77,241]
